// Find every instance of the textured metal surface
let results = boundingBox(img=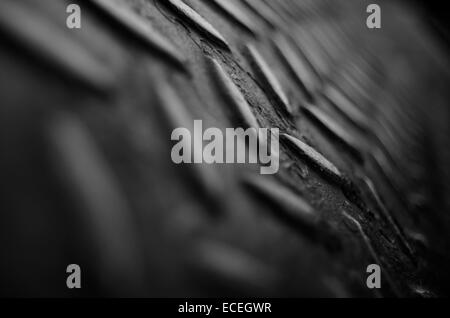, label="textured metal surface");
[0,0,449,297]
